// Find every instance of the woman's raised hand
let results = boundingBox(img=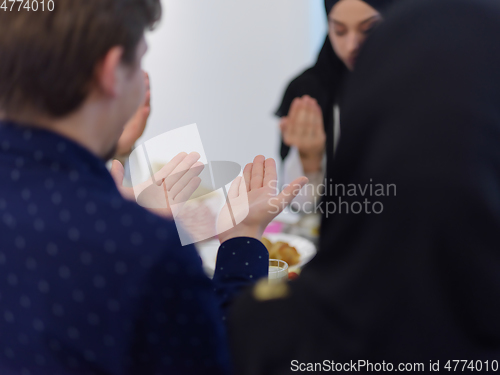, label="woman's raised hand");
[280,95,326,174]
